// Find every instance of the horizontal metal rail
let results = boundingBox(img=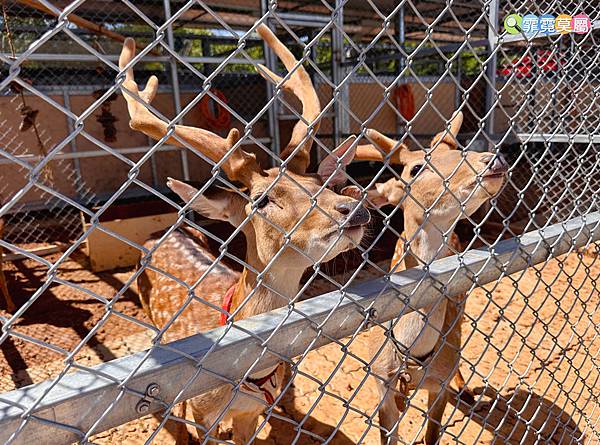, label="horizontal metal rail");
[0,212,598,444]
[0,53,263,64]
[0,138,271,165]
[342,40,489,66]
[518,133,600,144]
